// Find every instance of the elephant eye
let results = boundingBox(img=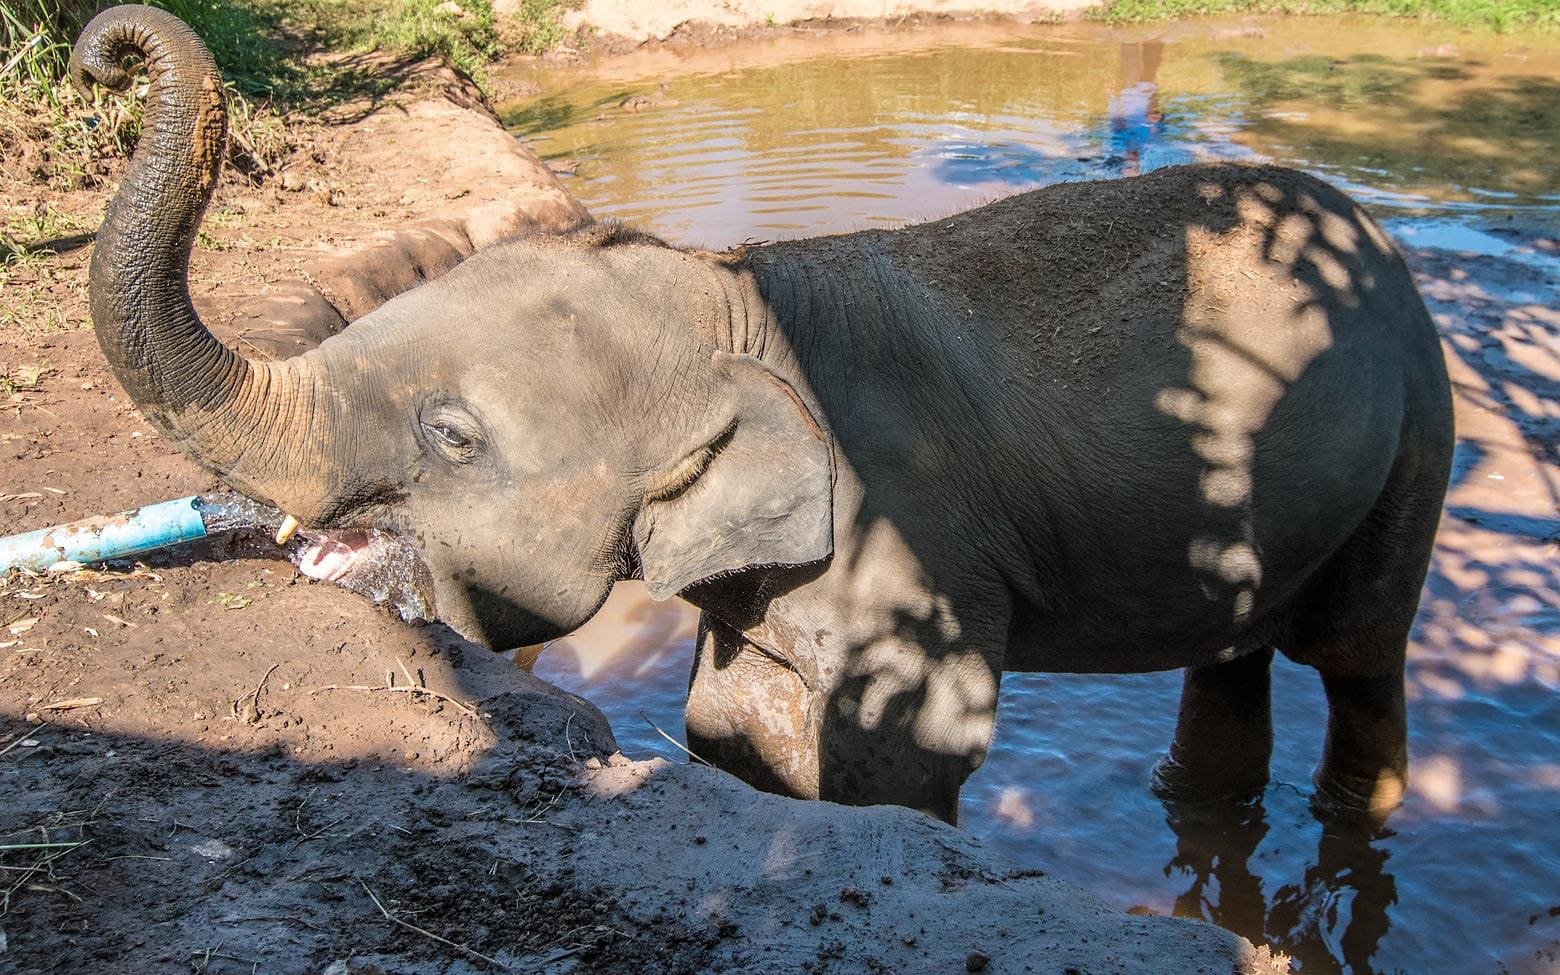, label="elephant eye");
[418,401,484,462]
[426,422,469,449]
